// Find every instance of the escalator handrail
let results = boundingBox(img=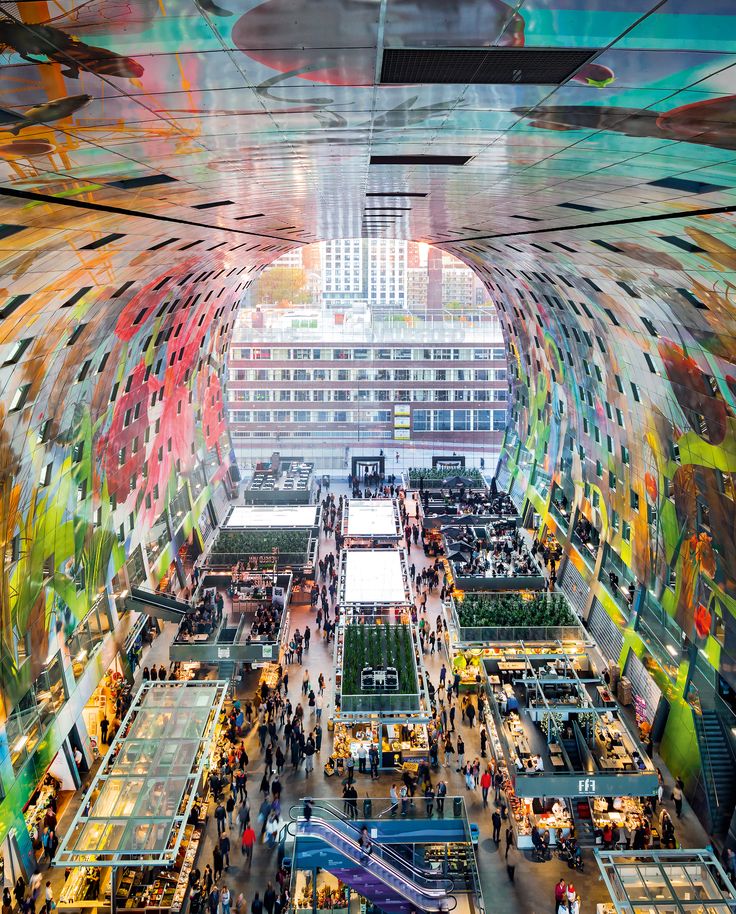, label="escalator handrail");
[294,814,457,910]
[289,801,455,891]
